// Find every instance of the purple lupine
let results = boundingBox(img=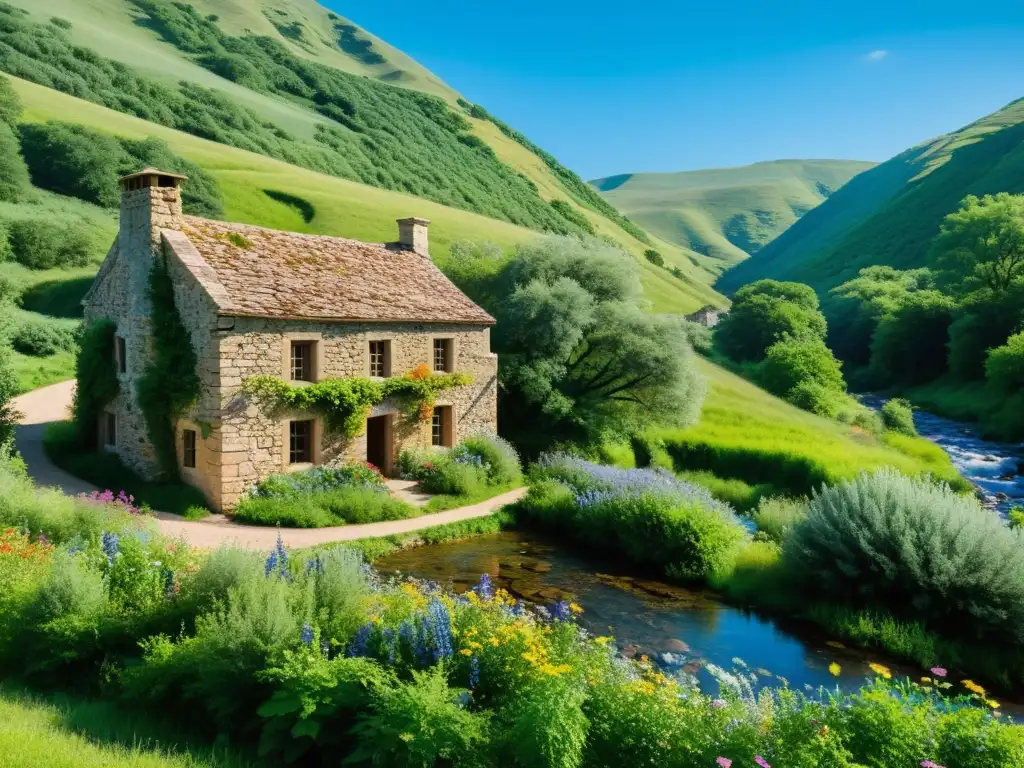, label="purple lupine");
[426,599,453,662]
[474,573,494,601]
[305,556,324,577]
[382,628,397,665]
[348,624,373,658]
[399,619,427,665]
[265,533,290,581]
[550,600,573,622]
[301,622,314,646]
[101,532,119,564]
